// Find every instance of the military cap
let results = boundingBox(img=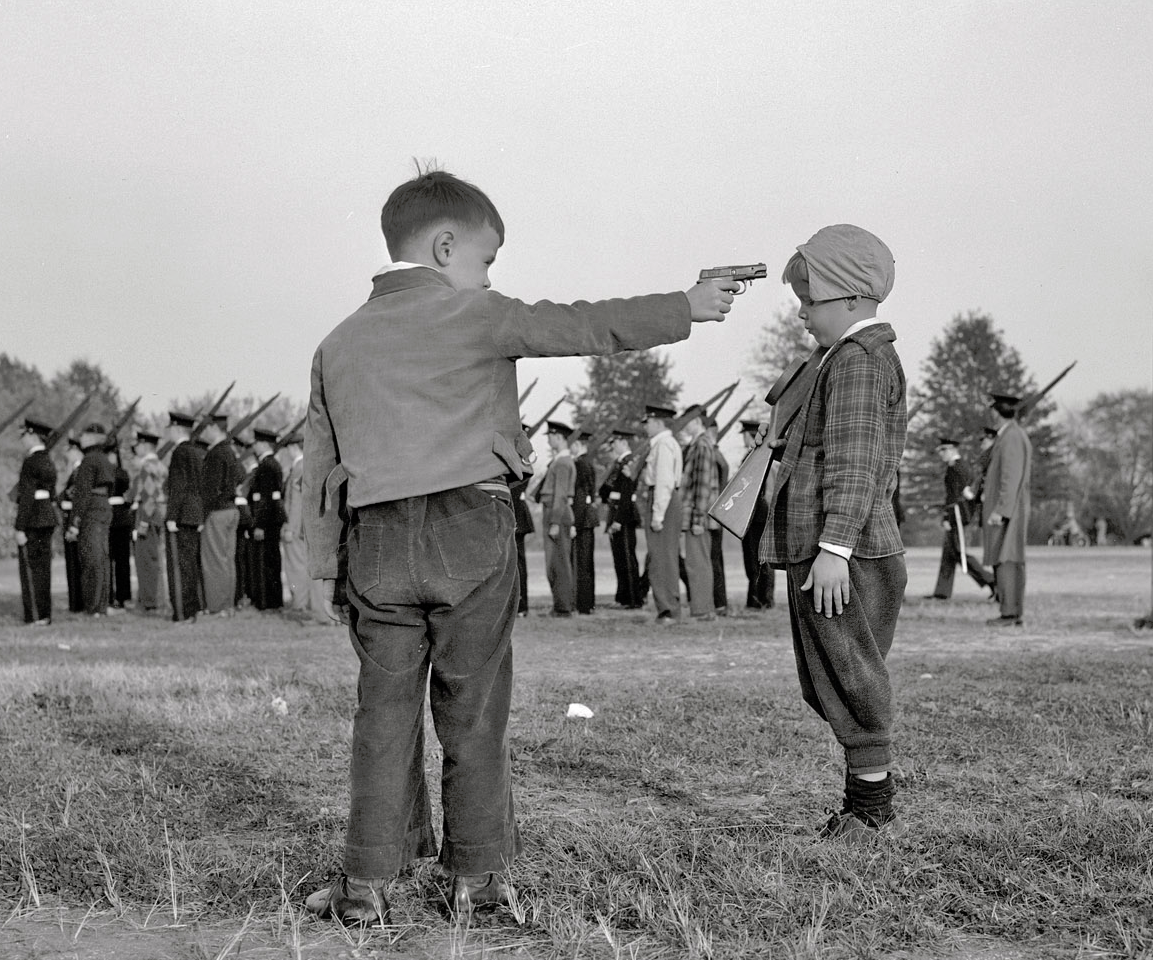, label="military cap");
[739,419,763,435]
[611,426,638,439]
[134,429,161,446]
[545,419,573,436]
[982,426,999,438]
[678,403,707,424]
[66,436,82,450]
[642,403,676,421]
[22,417,54,438]
[169,411,196,428]
[81,422,108,437]
[252,426,280,444]
[988,393,1021,407]
[937,436,960,447]
[570,428,594,442]
[209,413,229,428]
